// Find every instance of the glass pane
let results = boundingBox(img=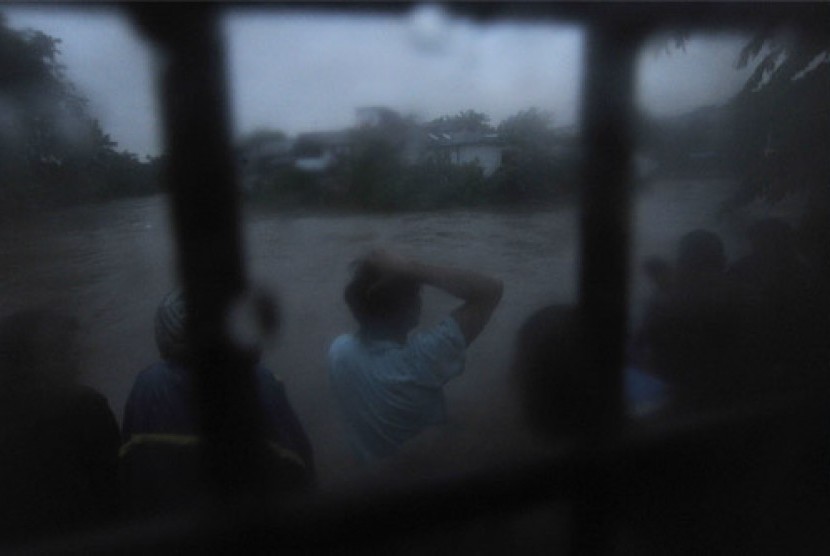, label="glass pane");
[226,7,586,486]
[632,29,830,418]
